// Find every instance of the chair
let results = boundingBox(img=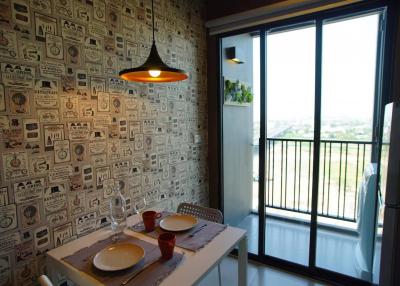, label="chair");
[177,203,223,286]
[177,203,223,224]
[38,275,54,286]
